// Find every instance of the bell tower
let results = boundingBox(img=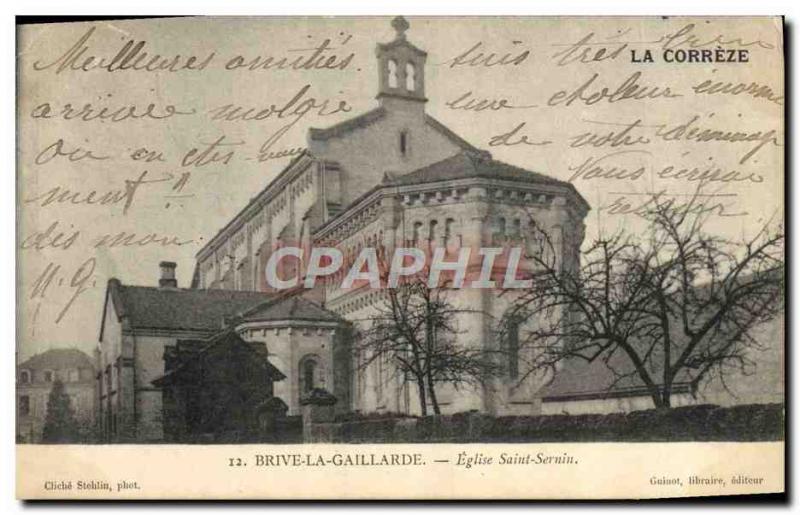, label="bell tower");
[376,16,427,105]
